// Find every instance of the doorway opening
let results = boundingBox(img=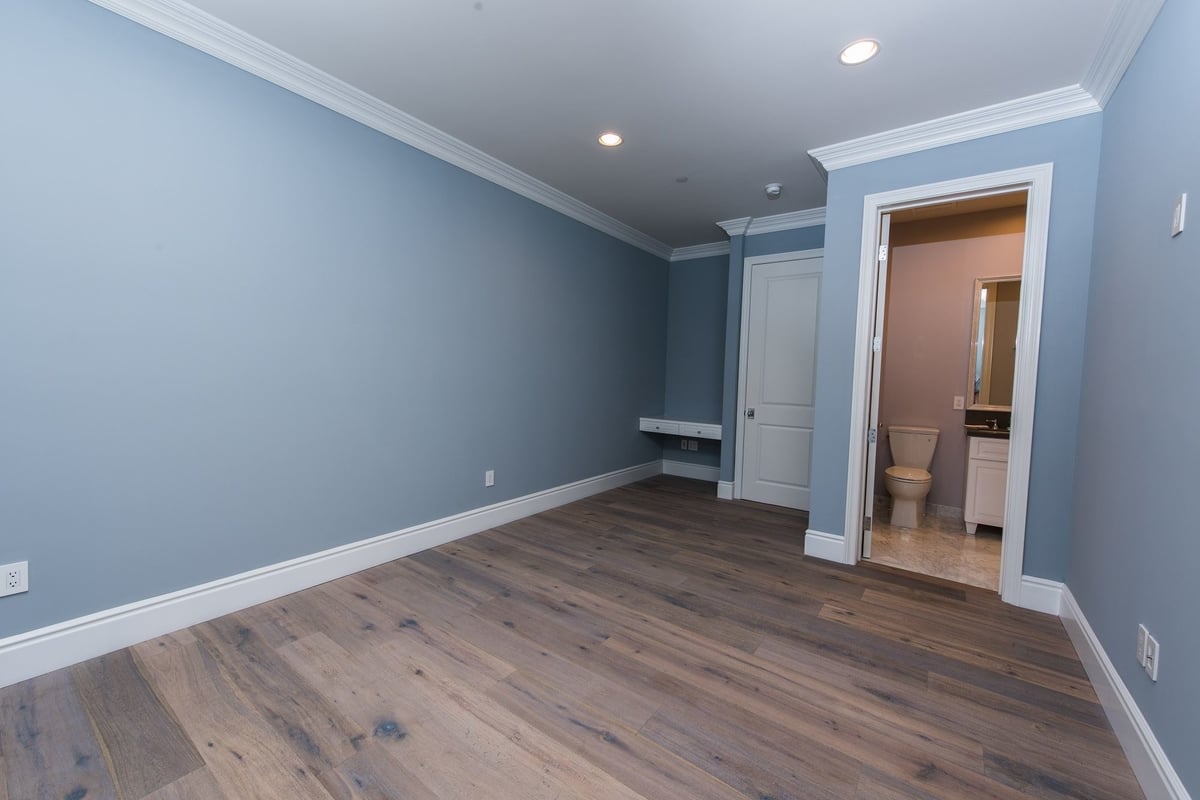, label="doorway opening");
[863,193,1027,590]
[841,164,1054,606]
